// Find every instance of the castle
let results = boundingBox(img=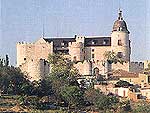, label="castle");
[17,10,138,81]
